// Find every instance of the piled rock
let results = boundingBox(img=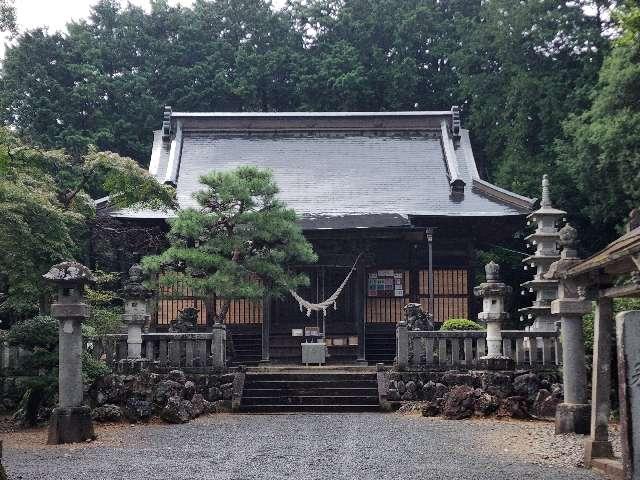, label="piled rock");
[388,369,563,420]
[89,369,233,424]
